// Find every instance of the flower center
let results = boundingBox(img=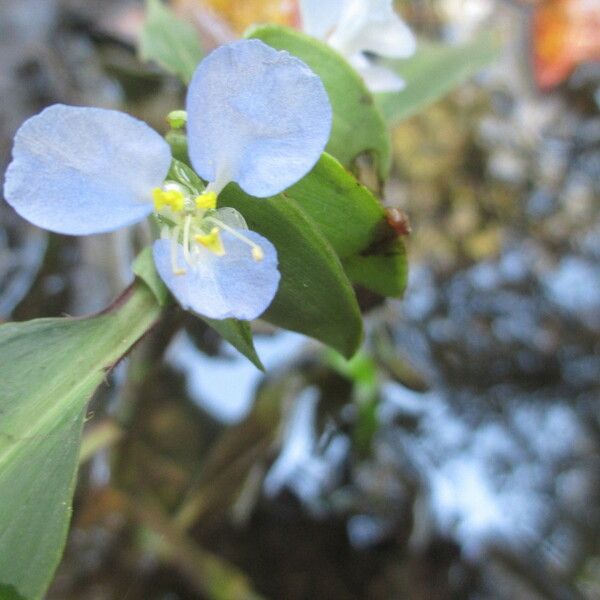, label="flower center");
[152,183,264,276]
